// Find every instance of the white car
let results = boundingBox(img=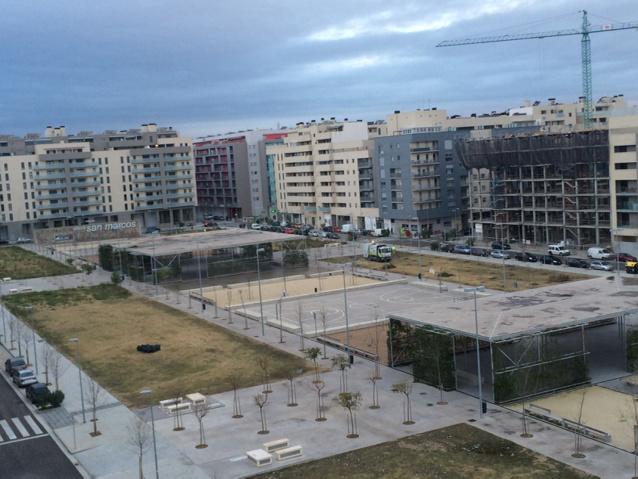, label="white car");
[587,247,612,260]
[250,223,262,230]
[590,260,613,271]
[548,244,570,256]
[490,250,510,260]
